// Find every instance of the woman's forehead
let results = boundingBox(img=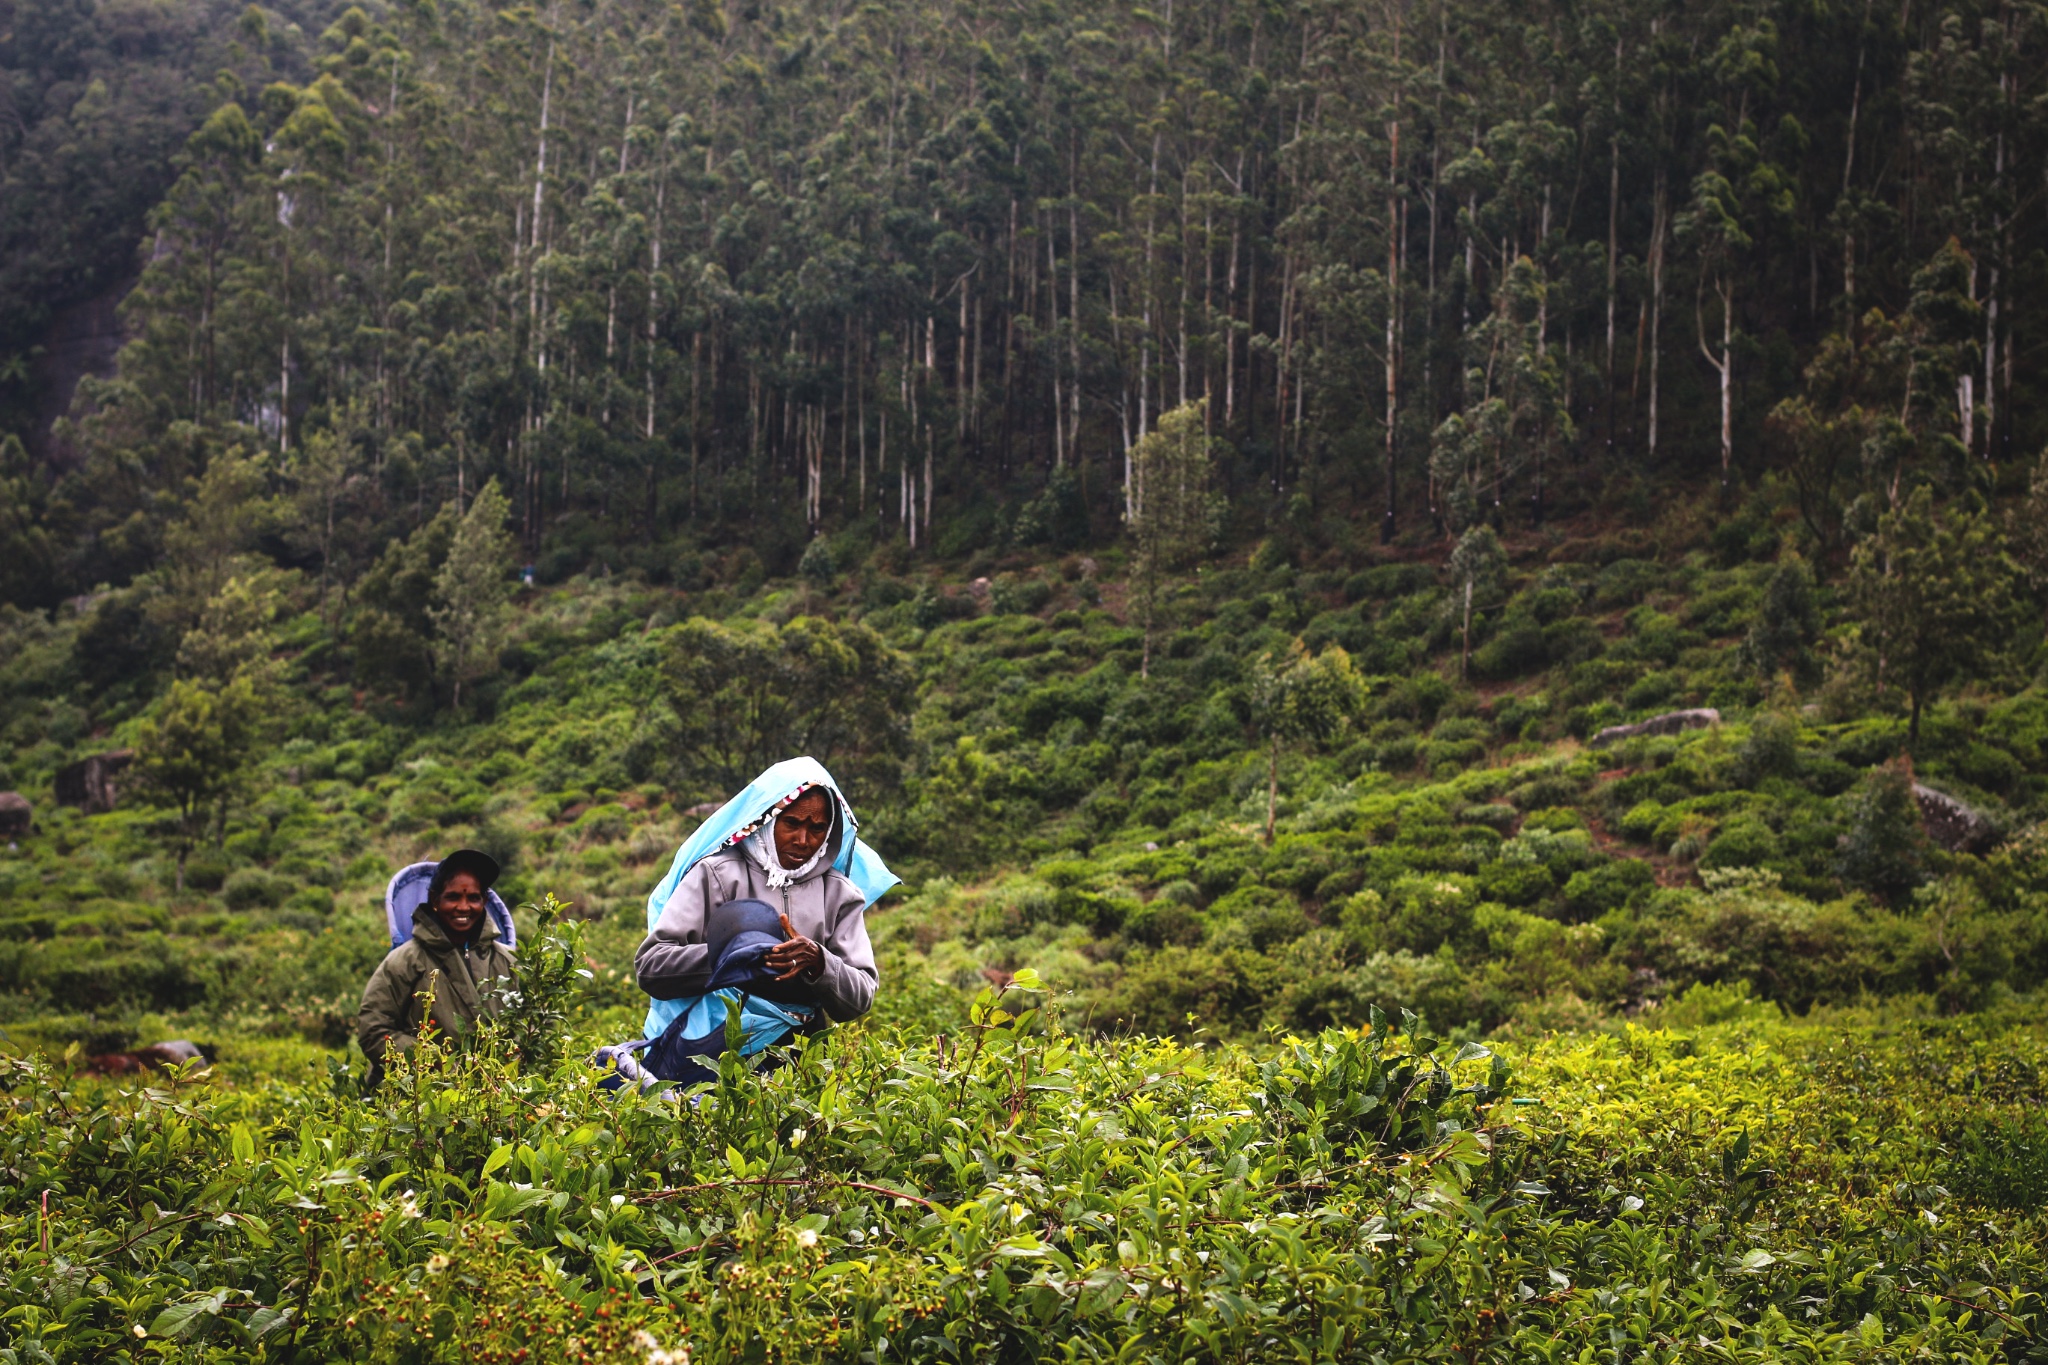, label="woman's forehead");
[782,789,832,817]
